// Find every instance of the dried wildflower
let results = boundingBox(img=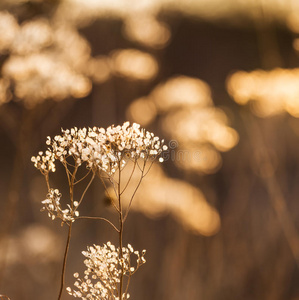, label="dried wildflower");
[32,122,166,177]
[41,188,79,224]
[32,122,165,299]
[67,242,146,300]
[31,150,56,174]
